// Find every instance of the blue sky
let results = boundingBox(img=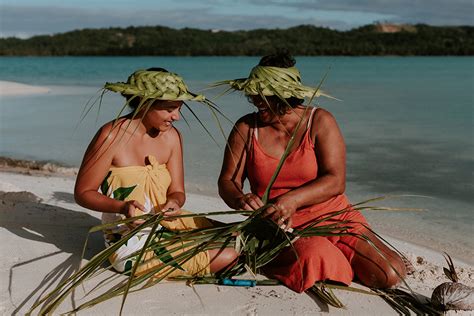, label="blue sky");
[1,0,473,38]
